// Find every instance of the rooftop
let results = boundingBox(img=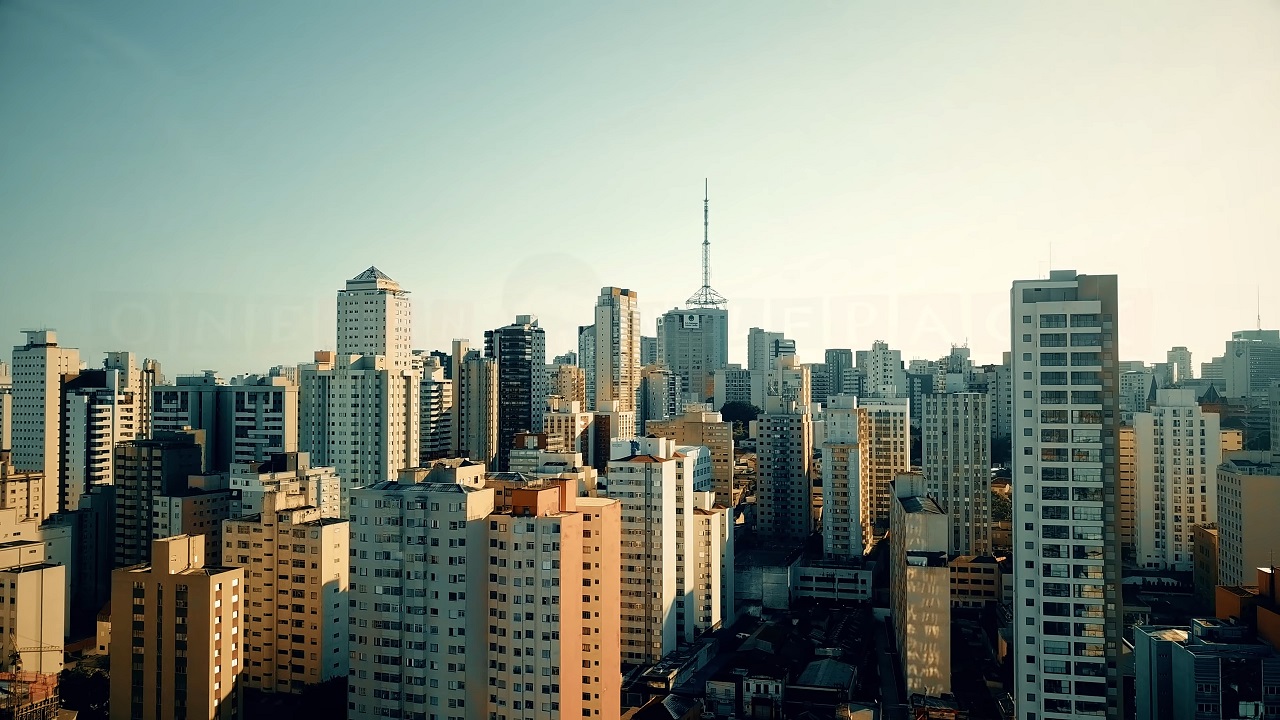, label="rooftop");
[795,658,856,689]
[898,495,945,515]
